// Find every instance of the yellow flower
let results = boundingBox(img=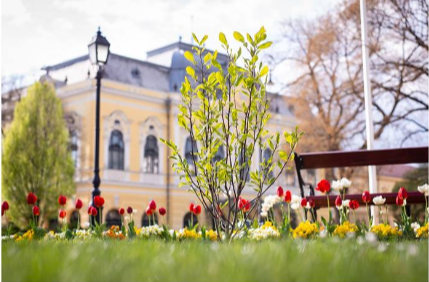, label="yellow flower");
[292,221,319,239]
[206,230,218,241]
[333,222,358,238]
[134,226,141,236]
[370,224,402,238]
[416,223,428,239]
